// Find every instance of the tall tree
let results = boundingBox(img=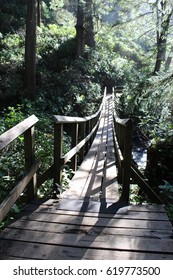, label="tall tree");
[25,0,37,100]
[37,0,41,26]
[75,0,85,58]
[165,45,173,70]
[85,0,95,49]
[153,0,173,73]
